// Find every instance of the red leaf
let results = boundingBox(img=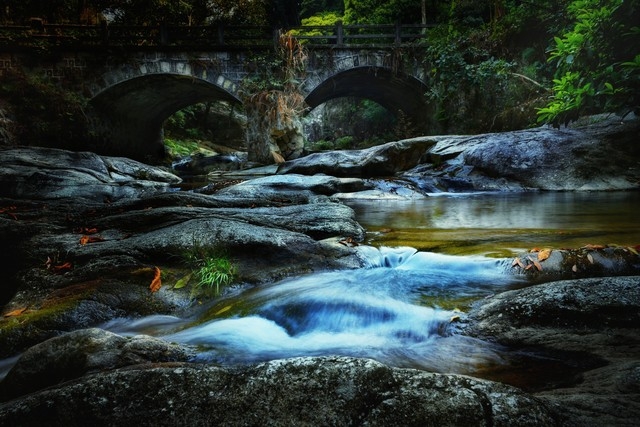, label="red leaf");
[79,235,105,245]
[51,262,73,273]
[3,307,27,317]
[149,267,162,292]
